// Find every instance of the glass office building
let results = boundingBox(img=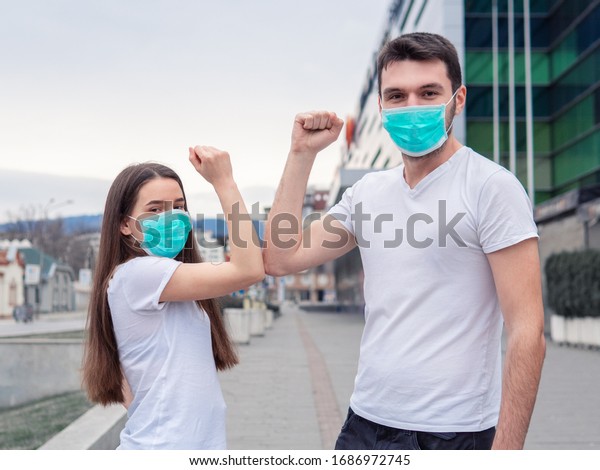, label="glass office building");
[335,0,600,205]
[328,0,600,307]
[466,0,600,203]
